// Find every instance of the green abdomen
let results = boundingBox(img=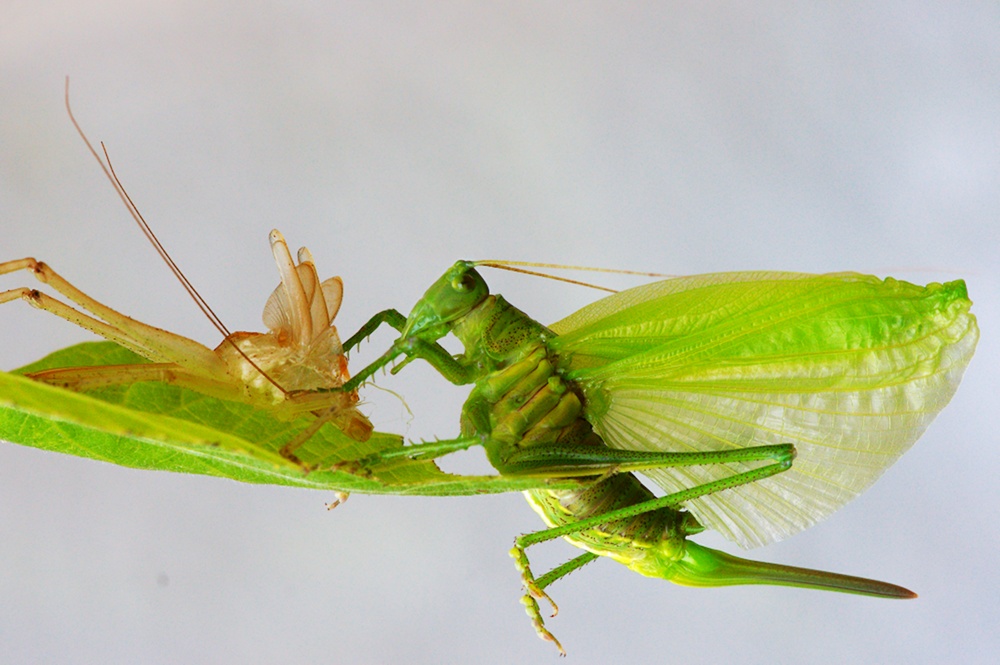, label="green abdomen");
[523,476,689,574]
